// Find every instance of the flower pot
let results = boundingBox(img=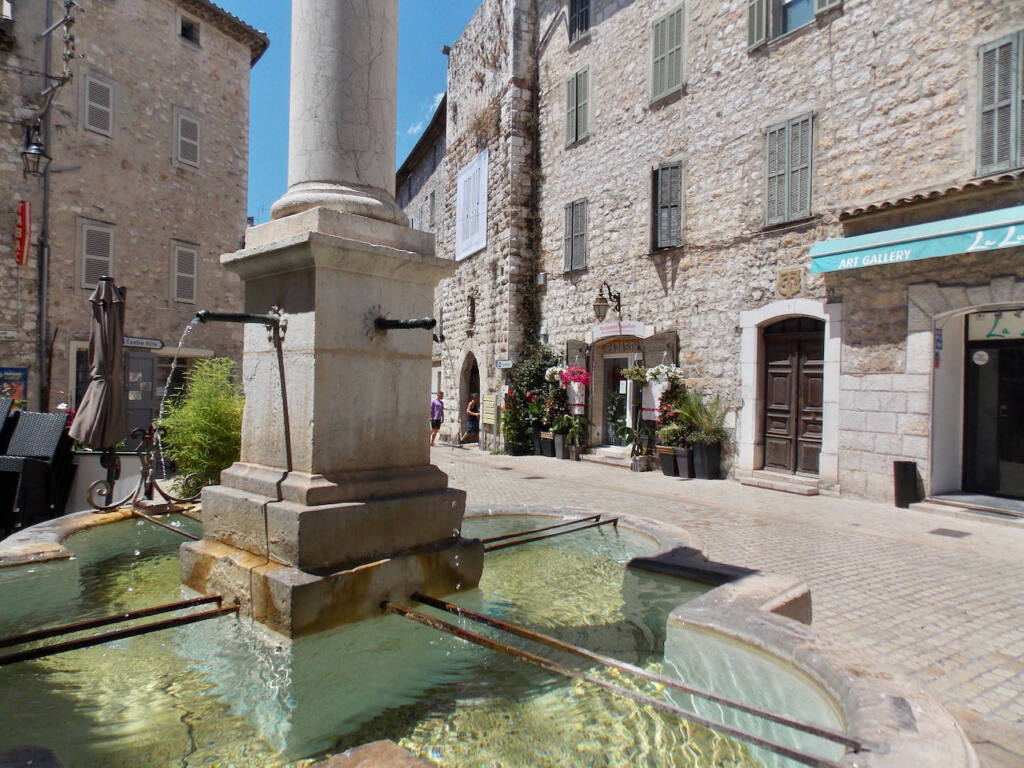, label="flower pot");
[539,431,555,457]
[554,432,569,459]
[531,426,542,455]
[693,442,722,479]
[567,381,586,415]
[631,455,656,472]
[655,445,678,476]
[674,447,694,479]
[568,445,582,461]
